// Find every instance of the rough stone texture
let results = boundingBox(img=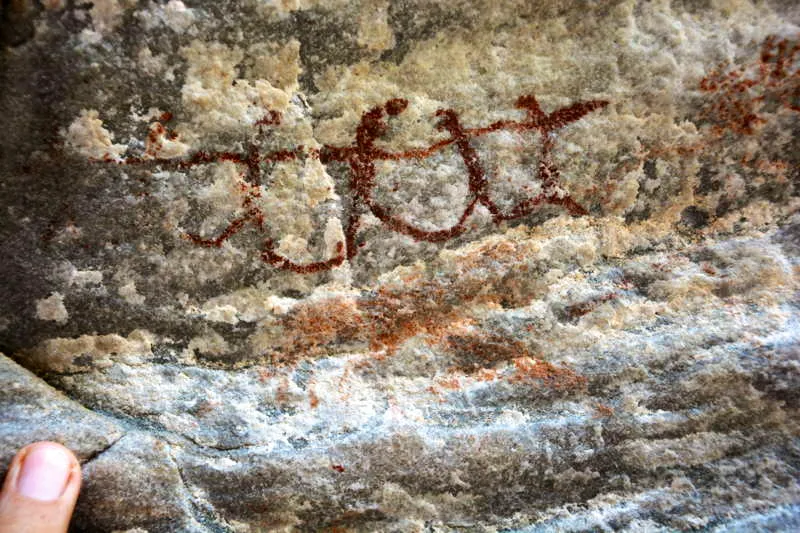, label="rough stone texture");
[1,0,799,531]
[73,432,204,532]
[0,353,123,469]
